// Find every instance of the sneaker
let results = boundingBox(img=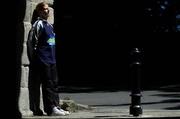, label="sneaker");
[50,107,66,116]
[56,106,70,115]
[59,109,70,115]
